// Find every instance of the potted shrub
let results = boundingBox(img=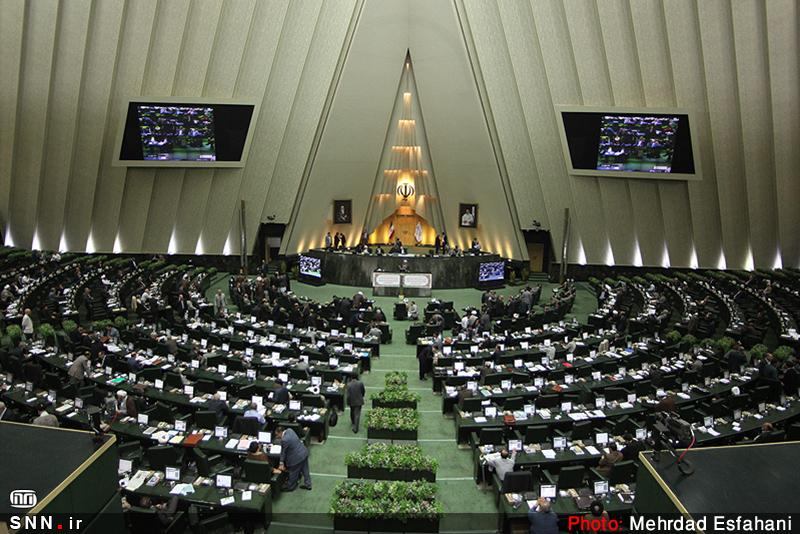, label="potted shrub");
[774,345,795,362]
[749,343,769,362]
[384,371,408,388]
[38,323,57,347]
[366,408,420,441]
[114,315,129,331]
[680,334,698,351]
[62,319,78,336]
[665,330,682,346]
[345,443,437,482]
[717,336,736,354]
[372,386,421,409]
[5,324,22,345]
[330,480,441,533]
